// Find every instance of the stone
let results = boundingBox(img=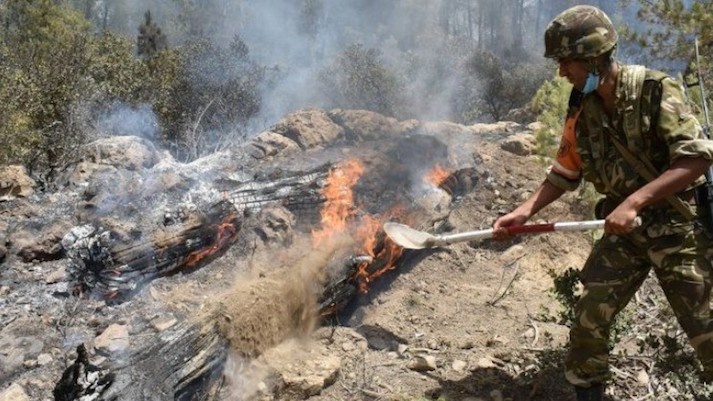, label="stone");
[0,383,30,401]
[0,166,35,201]
[407,355,437,372]
[94,324,130,356]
